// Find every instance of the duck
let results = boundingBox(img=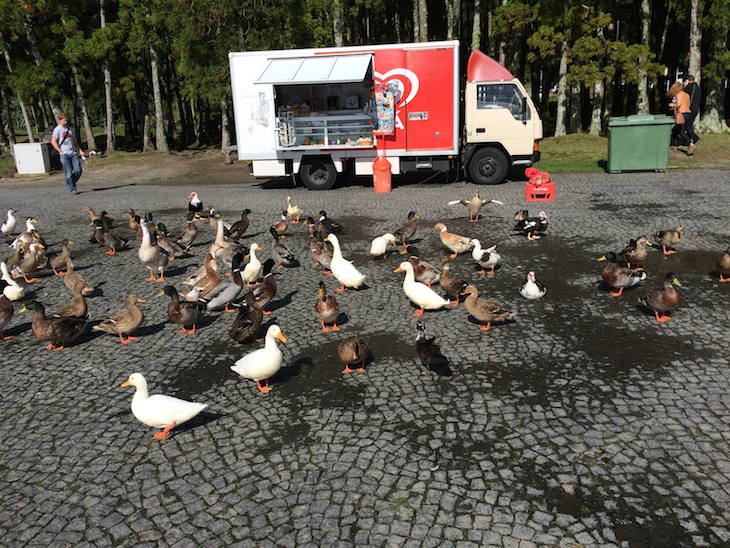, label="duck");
[162,285,206,334]
[206,205,223,229]
[337,335,371,374]
[1,262,24,301]
[200,253,245,311]
[229,290,264,344]
[83,206,113,231]
[252,259,277,313]
[269,227,297,268]
[228,209,252,240]
[448,190,503,222]
[394,261,450,316]
[271,211,288,238]
[716,246,730,282]
[154,223,184,260]
[182,253,220,299]
[370,233,396,260]
[242,243,263,286]
[405,247,441,287]
[514,209,530,224]
[121,372,208,440]
[433,223,472,258]
[0,280,13,340]
[461,284,517,331]
[393,211,419,253]
[231,324,287,392]
[618,236,650,269]
[138,221,169,282]
[639,272,681,322]
[651,226,683,255]
[324,233,366,292]
[1,208,17,237]
[47,239,73,275]
[313,280,340,332]
[127,209,141,232]
[24,300,86,350]
[471,239,501,275]
[93,219,127,255]
[317,210,343,236]
[188,191,204,219]
[304,216,318,238]
[4,245,22,272]
[176,212,199,250]
[519,271,547,300]
[92,293,146,344]
[10,217,39,250]
[62,257,94,295]
[415,321,452,376]
[286,196,302,223]
[54,280,89,318]
[439,260,469,307]
[598,251,647,297]
[11,242,45,283]
[517,211,549,240]
[210,217,247,266]
[310,231,333,273]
